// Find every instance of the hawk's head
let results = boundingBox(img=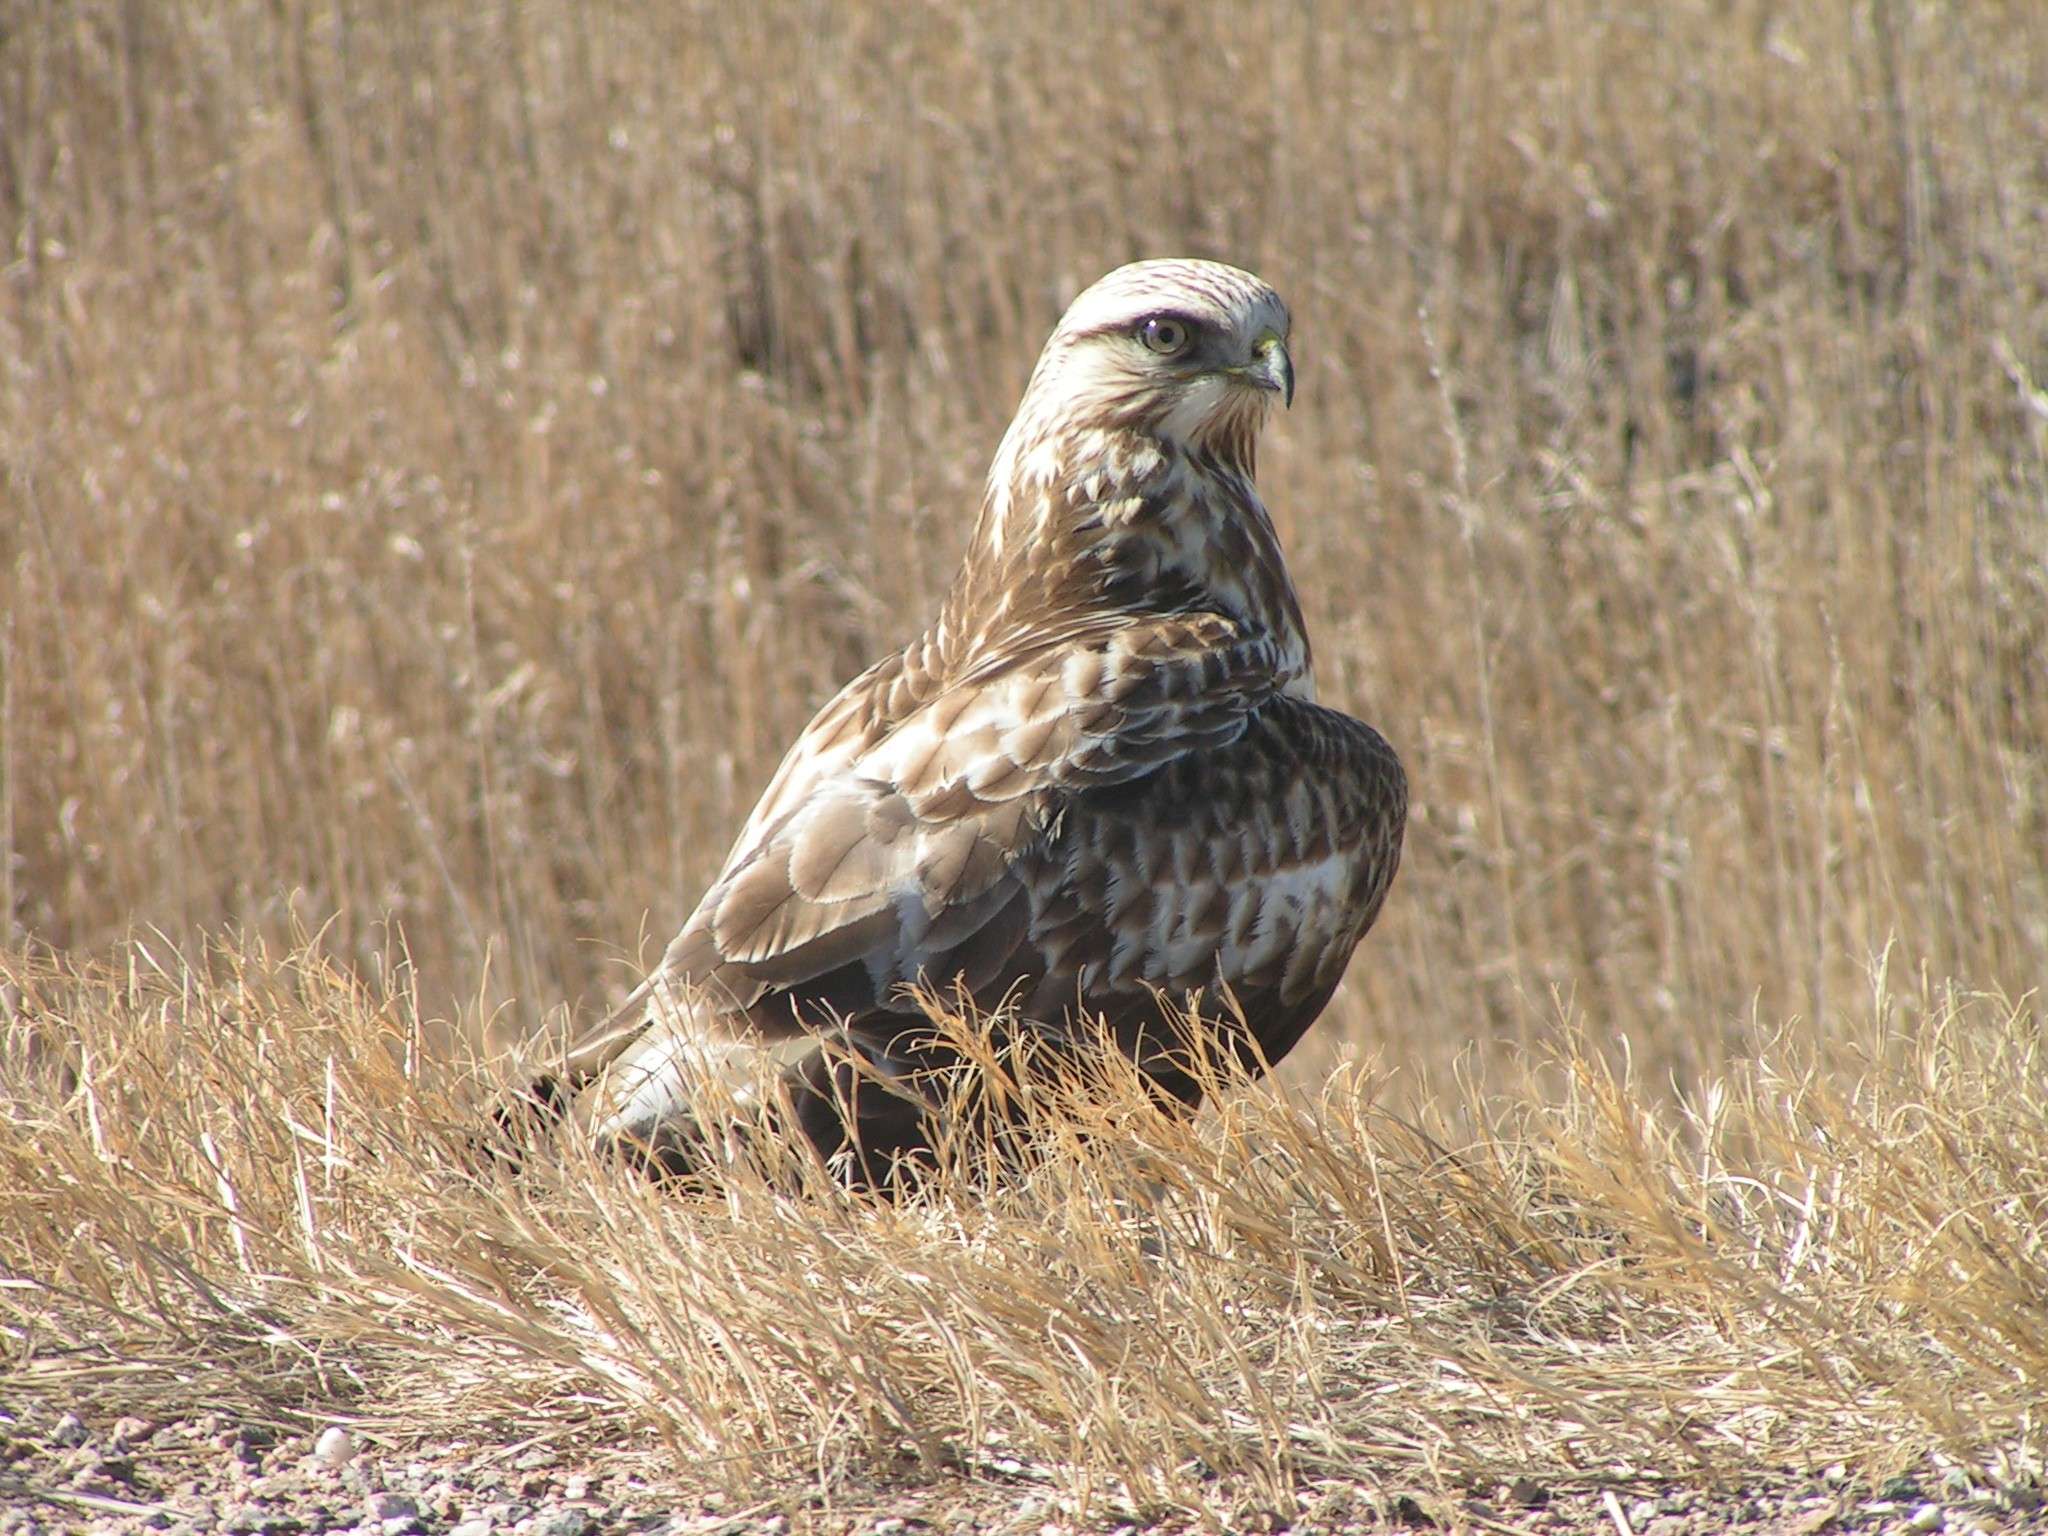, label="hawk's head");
[956,259,1310,684]
[1013,259,1294,464]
